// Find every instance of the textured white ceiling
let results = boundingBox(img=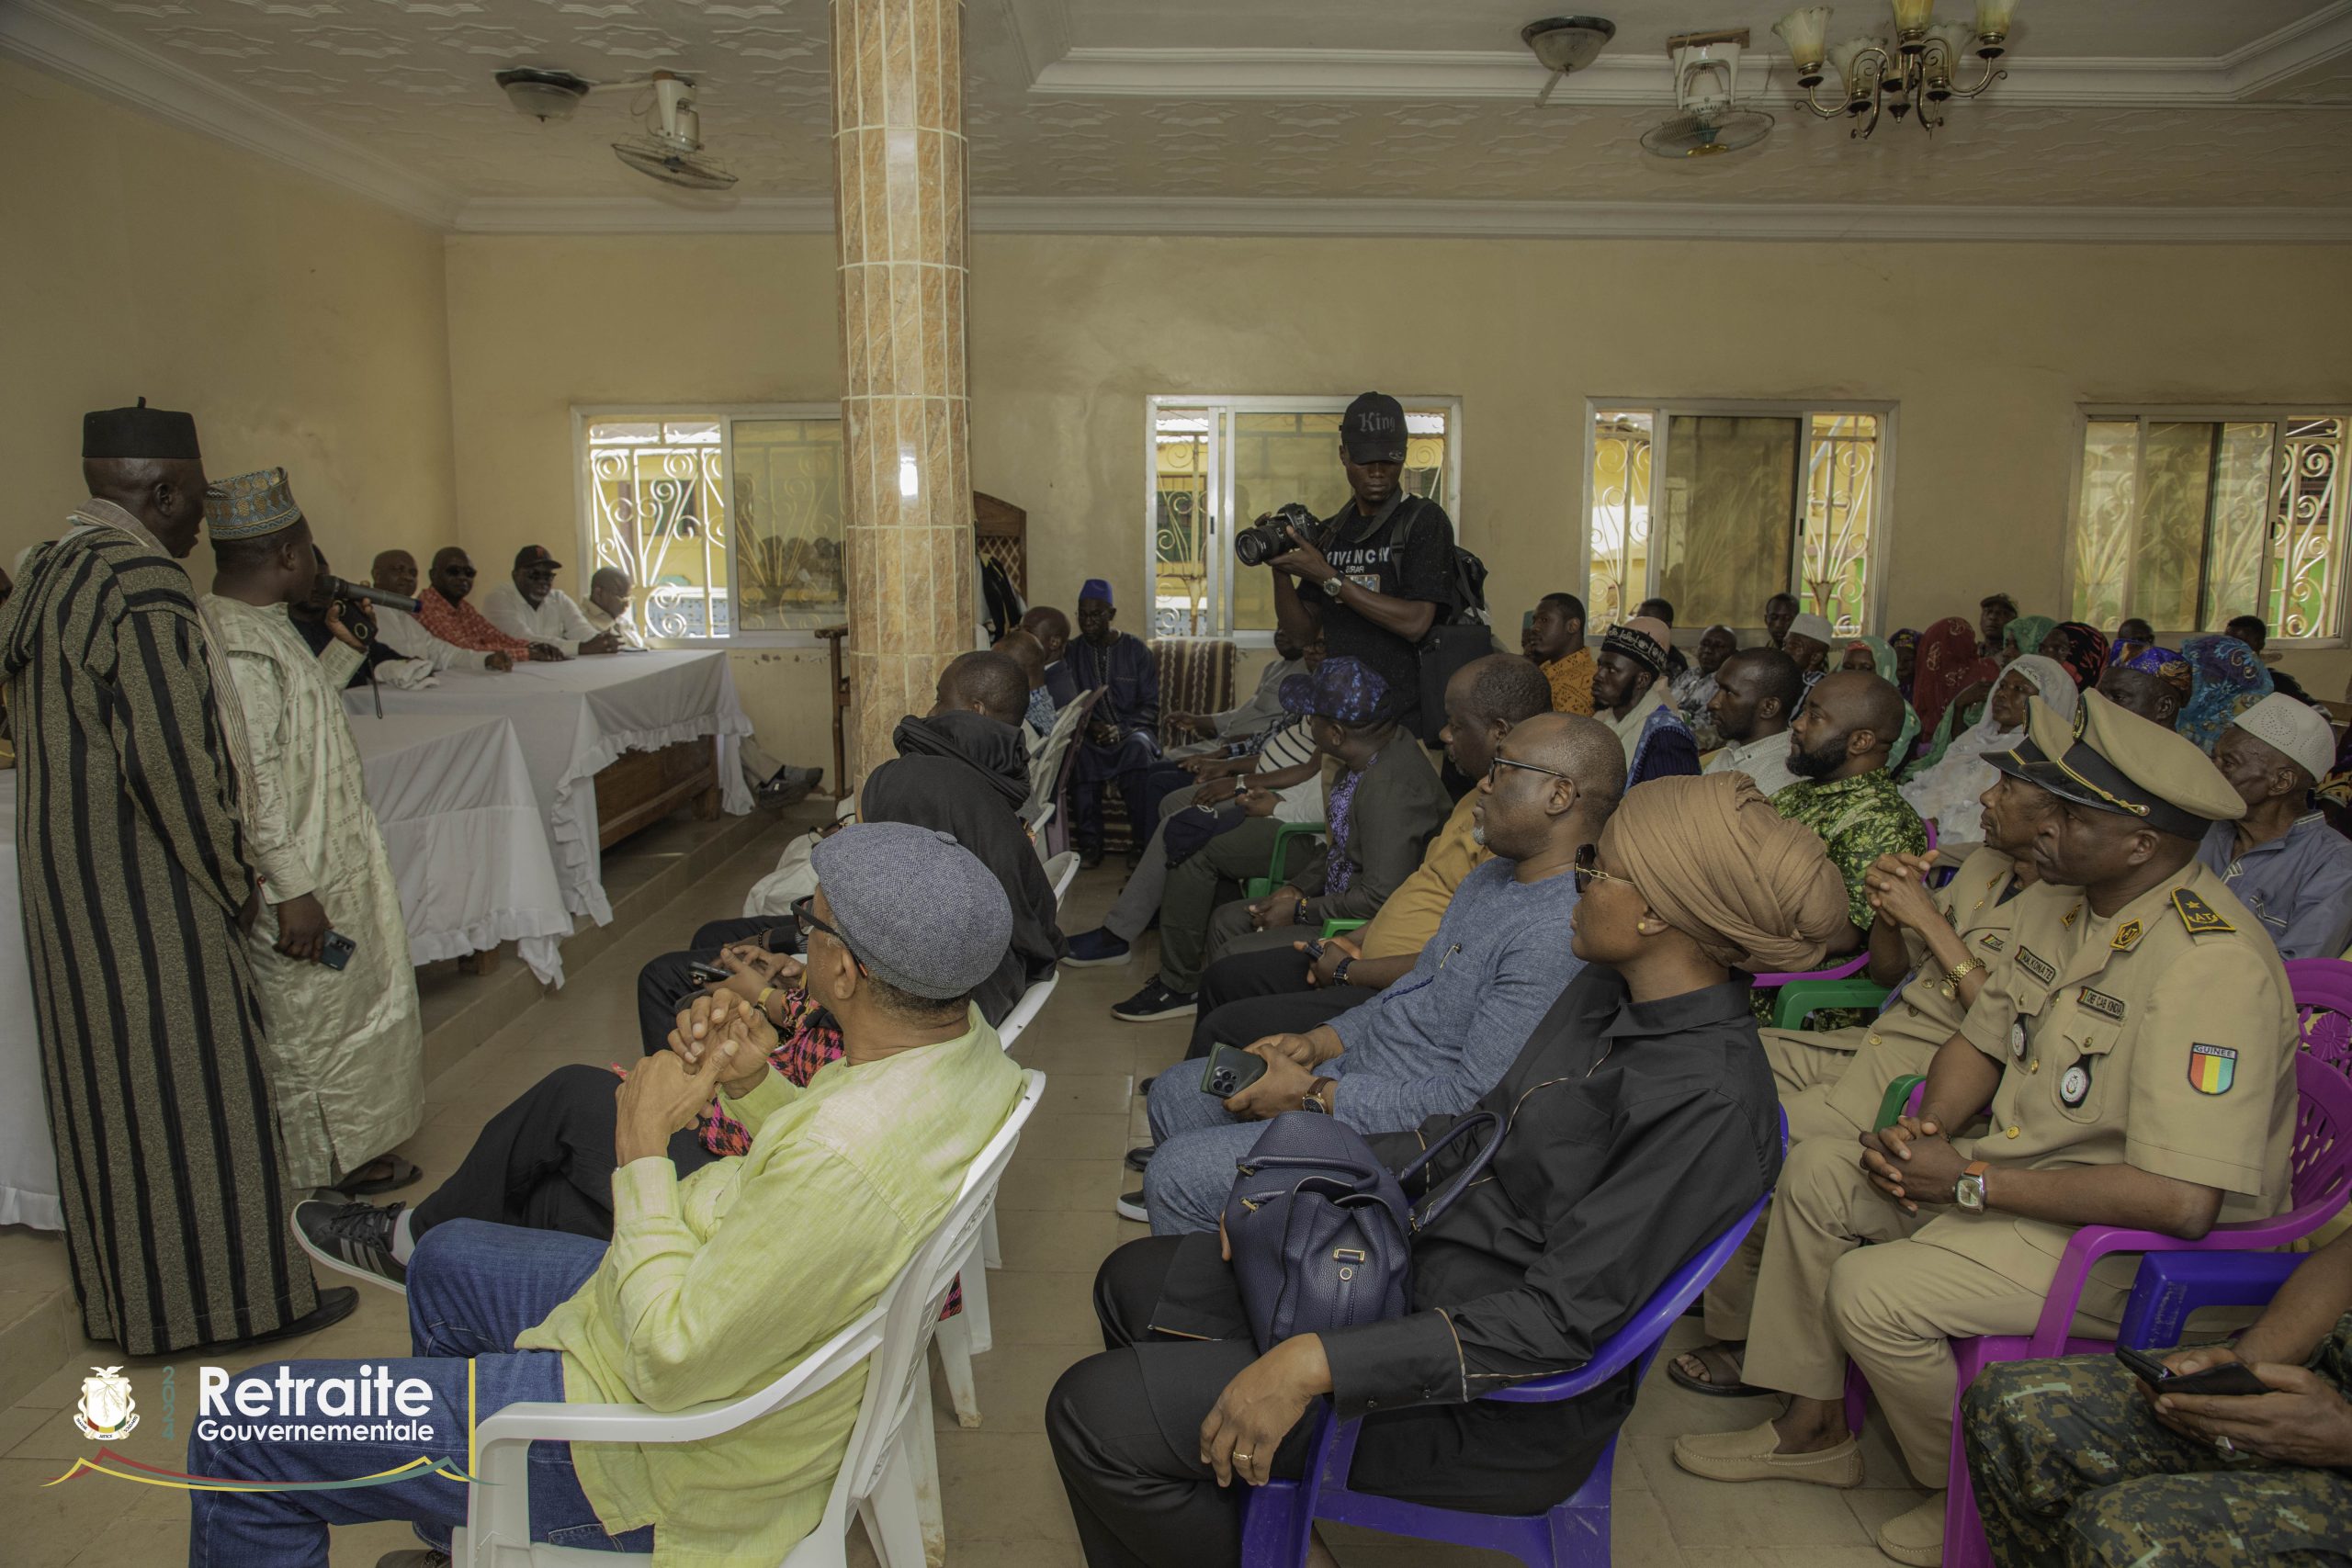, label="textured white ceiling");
[30,0,2352,208]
